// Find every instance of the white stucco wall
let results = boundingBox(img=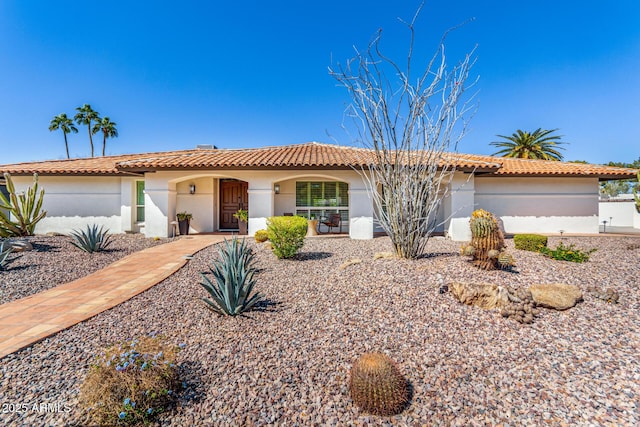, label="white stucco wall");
[444,172,475,241]
[10,175,135,235]
[8,169,605,240]
[599,201,638,228]
[474,176,600,235]
[144,169,371,237]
